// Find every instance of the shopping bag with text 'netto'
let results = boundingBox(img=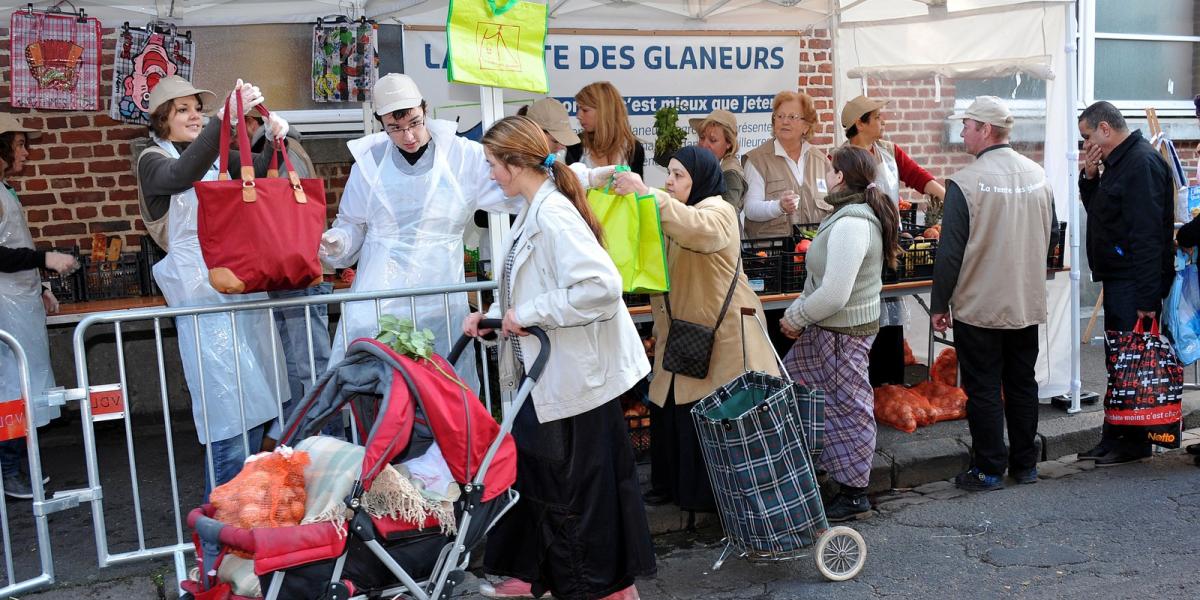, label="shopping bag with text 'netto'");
[1104,318,1184,448]
[446,0,548,93]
